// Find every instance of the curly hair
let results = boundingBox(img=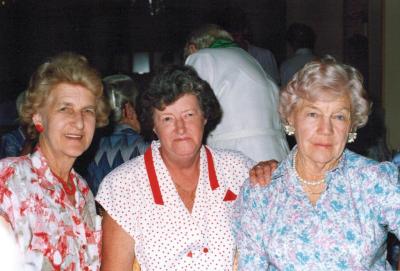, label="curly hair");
[140,65,222,138]
[20,52,110,139]
[279,55,371,131]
